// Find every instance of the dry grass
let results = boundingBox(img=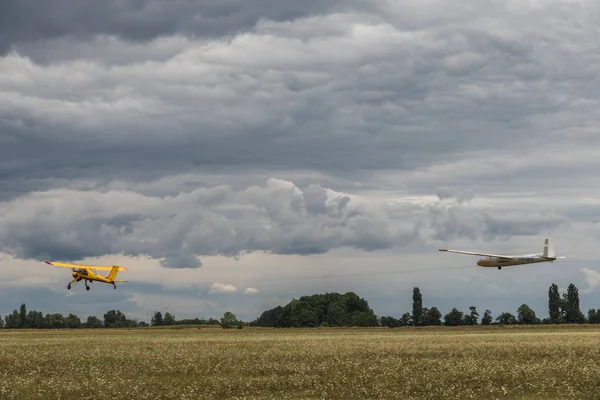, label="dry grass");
[1,325,600,399]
